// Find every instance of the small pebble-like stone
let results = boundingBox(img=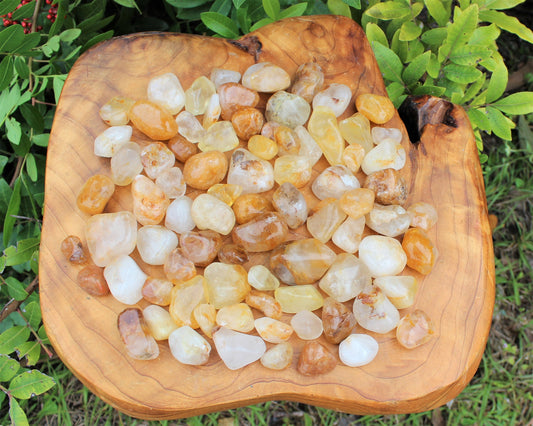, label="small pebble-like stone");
[168,134,198,163]
[294,125,323,166]
[99,97,135,126]
[355,93,395,124]
[353,284,400,333]
[94,125,132,158]
[104,255,147,305]
[260,121,281,139]
[218,82,259,120]
[207,184,242,206]
[402,228,438,274]
[213,327,266,370]
[374,275,419,309]
[142,277,174,306]
[147,72,185,115]
[407,202,438,231]
[217,244,249,265]
[322,297,357,344]
[176,111,206,143]
[77,265,109,296]
[141,142,175,180]
[203,93,221,129]
[129,100,179,140]
[169,275,207,327]
[339,113,374,153]
[312,83,352,117]
[180,230,222,267]
[232,212,288,252]
[164,248,196,284]
[297,341,336,376]
[372,126,402,144]
[361,139,406,175]
[364,168,408,205]
[339,334,379,367]
[242,62,291,93]
[246,290,282,319]
[216,303,255,332]
[227,149,274,194]
[396,309,435,349]
[247,265,280,291]
[312,165,360,200]
[342,143,366,173]
[274,285,324,313]
[198,120,239,152]
[272,182,308,229]
[366,204,411,238]
[306,199,346,244]
[155,167,186,199]
[290,310,323,340]
[118,308,159,360]
[231,107,264,140]
[165,196,195,234]
[183,150,228,190]
[111,142,143,186]
[203,263,250,309]
[290,62,324,103]
[185,76,216,115]
[307,106,345,166]
[193,303,217,338]
[265,91,310,128]
[254,317,293,343]
[137,225,179,265]
[339,188,375,220]
[169,326,211,365]
[319,253,371,302]
[61,235,88,264]
[248,135,279,160]
[358,235,407,277]
[191,193,235,235]
[273,155,312,188]
[143,305,178,340]
[260,342,293,370]
[232,193,273,224]
[210,68,241,89]
[331,216,365,254]
[275,125,300,156]
[131,175,169,226]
